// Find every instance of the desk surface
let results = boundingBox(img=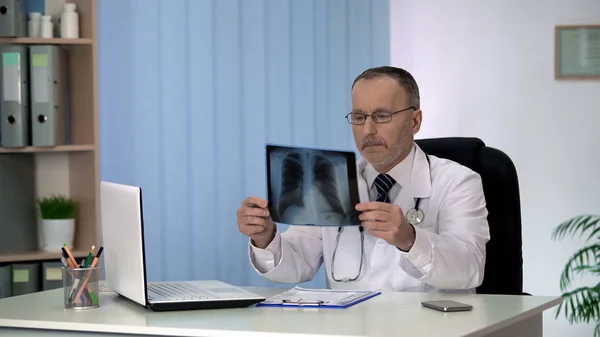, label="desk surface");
[0,285,561,337]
